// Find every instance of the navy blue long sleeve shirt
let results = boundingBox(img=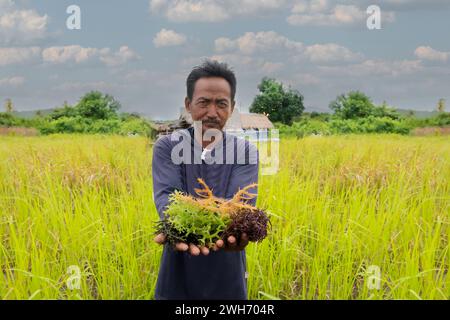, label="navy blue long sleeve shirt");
[152,127,259,300]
